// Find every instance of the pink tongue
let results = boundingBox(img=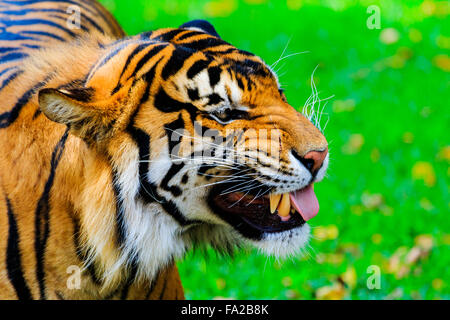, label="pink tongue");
[289,185,319,221]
